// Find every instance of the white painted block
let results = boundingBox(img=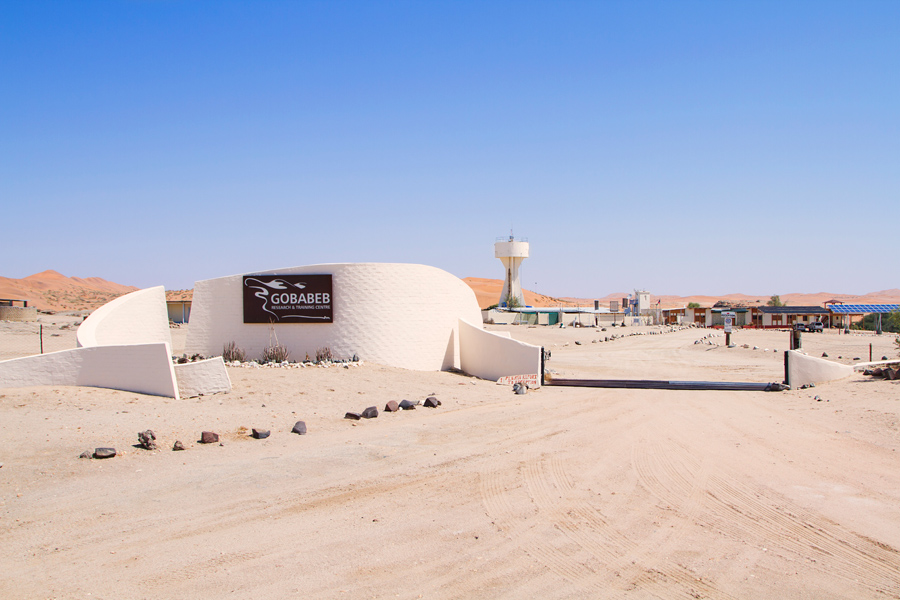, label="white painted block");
[174,357,232,398]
